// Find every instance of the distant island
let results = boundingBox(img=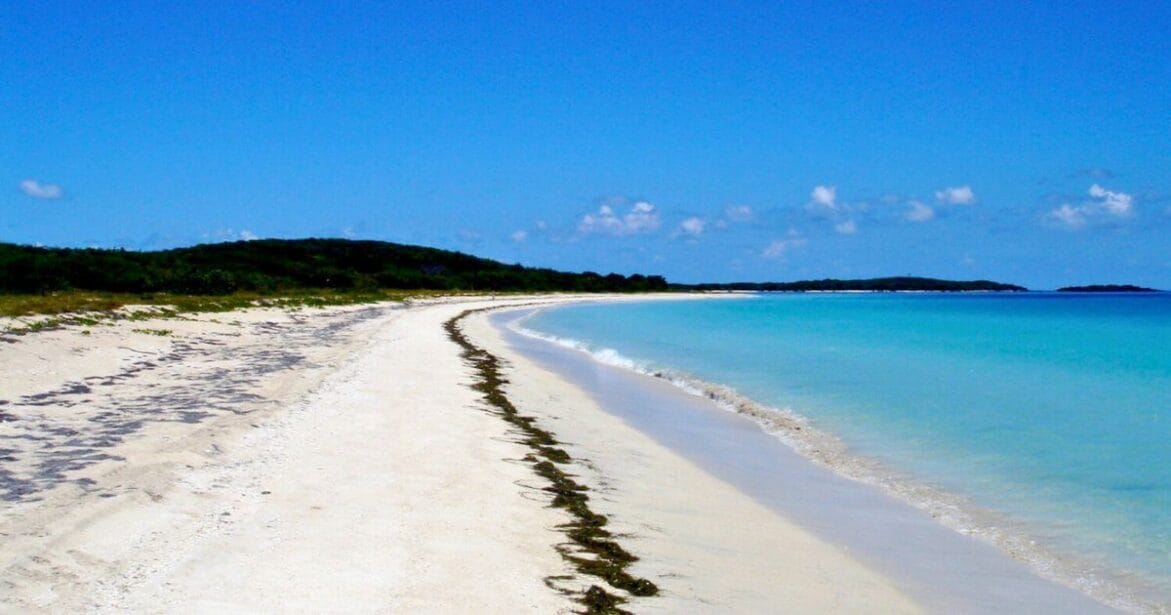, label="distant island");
[681,277,1026,293]
[1057,284,1159,293]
